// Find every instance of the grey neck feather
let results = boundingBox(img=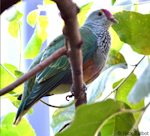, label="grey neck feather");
[82,23,111,54]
